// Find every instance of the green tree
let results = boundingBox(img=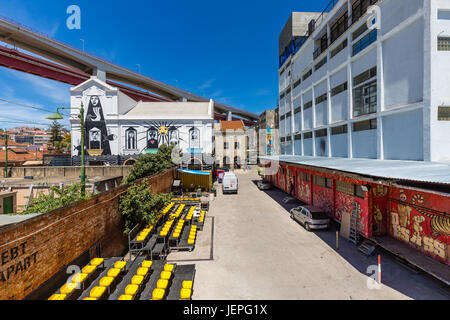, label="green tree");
[52,133,71,153]
[20,183,90,215]
[49,120,63,144]
[119,180,171,234]
[124,144,178,184]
